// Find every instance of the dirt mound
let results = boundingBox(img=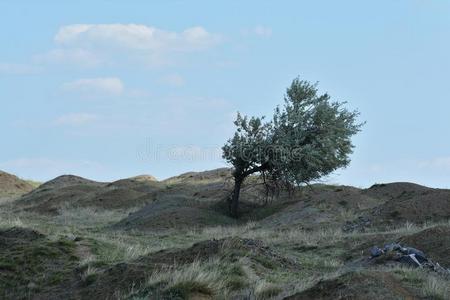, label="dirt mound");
[79,237,297,298]
[113,197,237,230]
[305,185,379,209]
[364,182,430,199]
[285,271,417,300]
[16,179,106,214]
[0,170,34,199]
[259,185,382,230]
[399,225,450,268]
[335,183,450,230]
[112,167,277,231]
[130,174,158,182]
[15,174,163,214]
[368,187,450,226]
[107,176,161,193]
[162,168,266,199]
[0,227,44,240]
[259,182,450,231]
[13,168,262,216]
[0,227,79,299]
[161,168,236,202]
[38,175,105,189]
[164,168,232,183]
[125,237,299,272]
[143,237,298,269]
